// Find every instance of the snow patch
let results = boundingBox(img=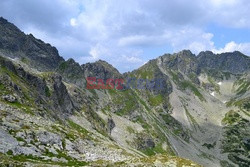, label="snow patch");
[210,92,215,97]
[217,82,222,85]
